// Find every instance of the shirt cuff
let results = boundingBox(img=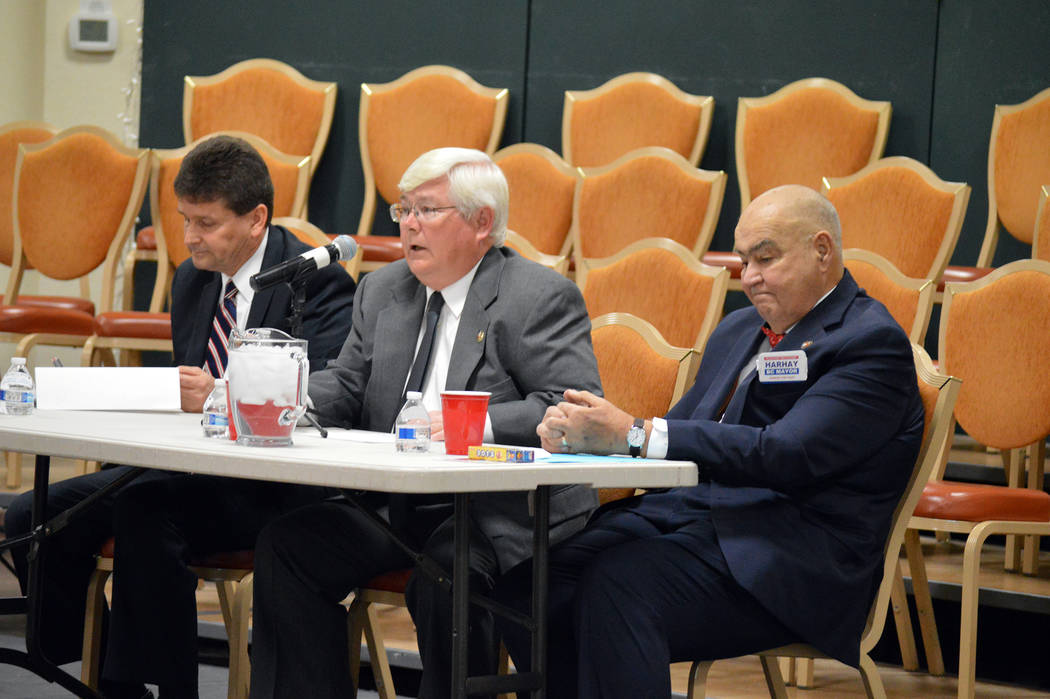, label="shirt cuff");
[484,413,494,443]
[647,417,669,459]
